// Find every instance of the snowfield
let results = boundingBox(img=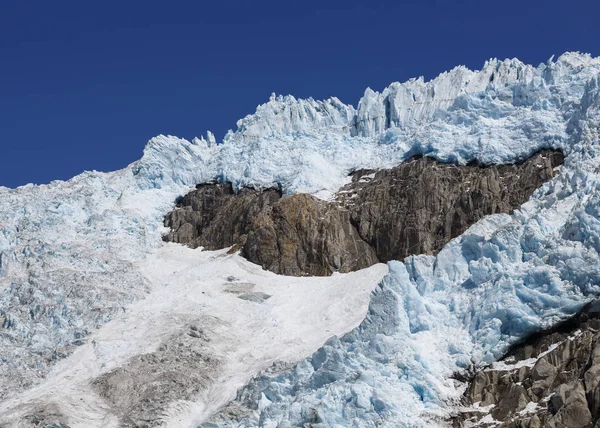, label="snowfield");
[0,245,386,427]
[1,52,600,426]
